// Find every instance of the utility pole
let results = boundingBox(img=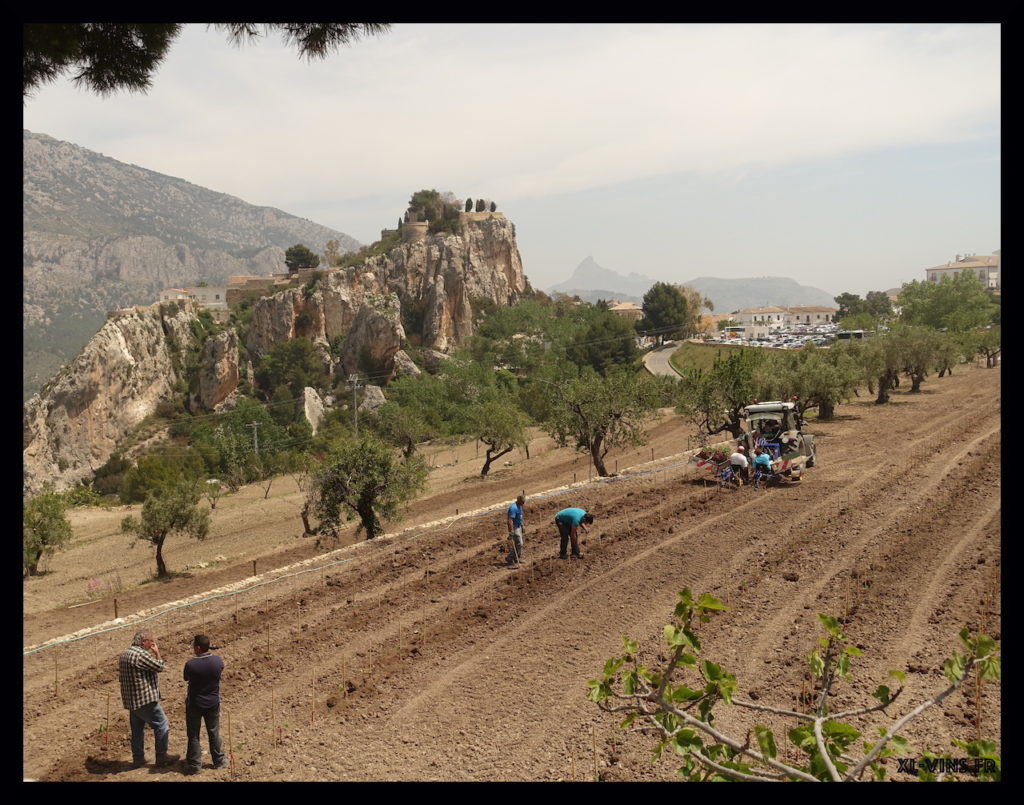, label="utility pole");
[248,422,260,455]
[348,374,362,437]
